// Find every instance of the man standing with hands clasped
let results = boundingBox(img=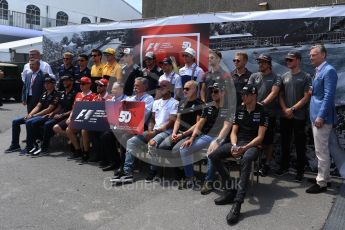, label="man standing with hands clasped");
[306,44,338,194]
